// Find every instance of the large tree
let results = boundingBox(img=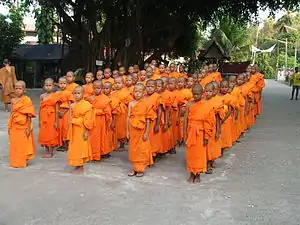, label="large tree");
[1,0,299,71]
